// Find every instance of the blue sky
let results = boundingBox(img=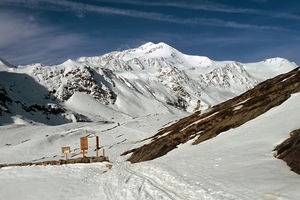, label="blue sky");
[0,0,300,65]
